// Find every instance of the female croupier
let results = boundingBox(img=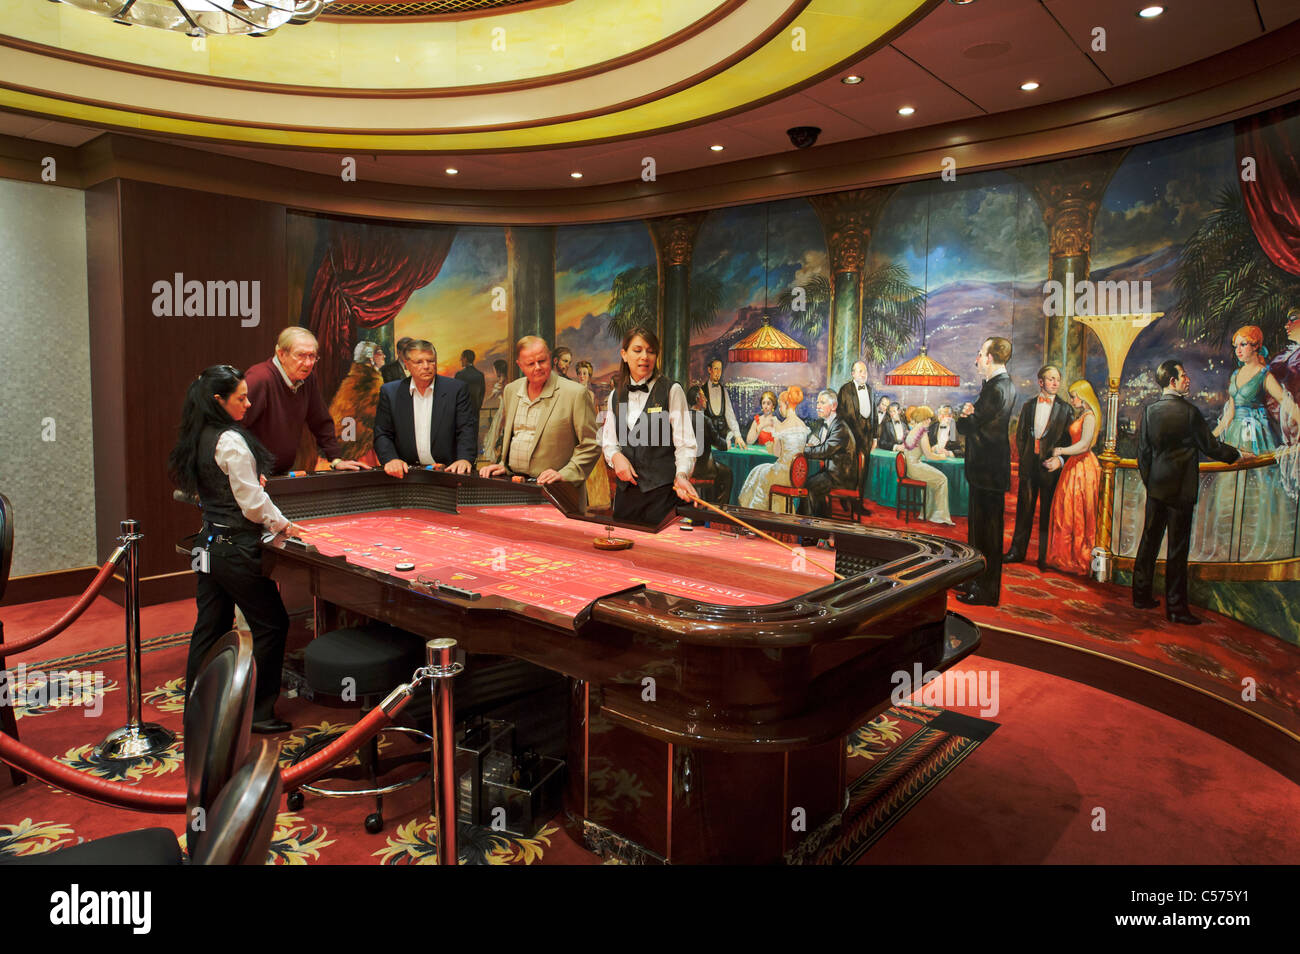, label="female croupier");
[168,365,300,735]
[601,327,698,525]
